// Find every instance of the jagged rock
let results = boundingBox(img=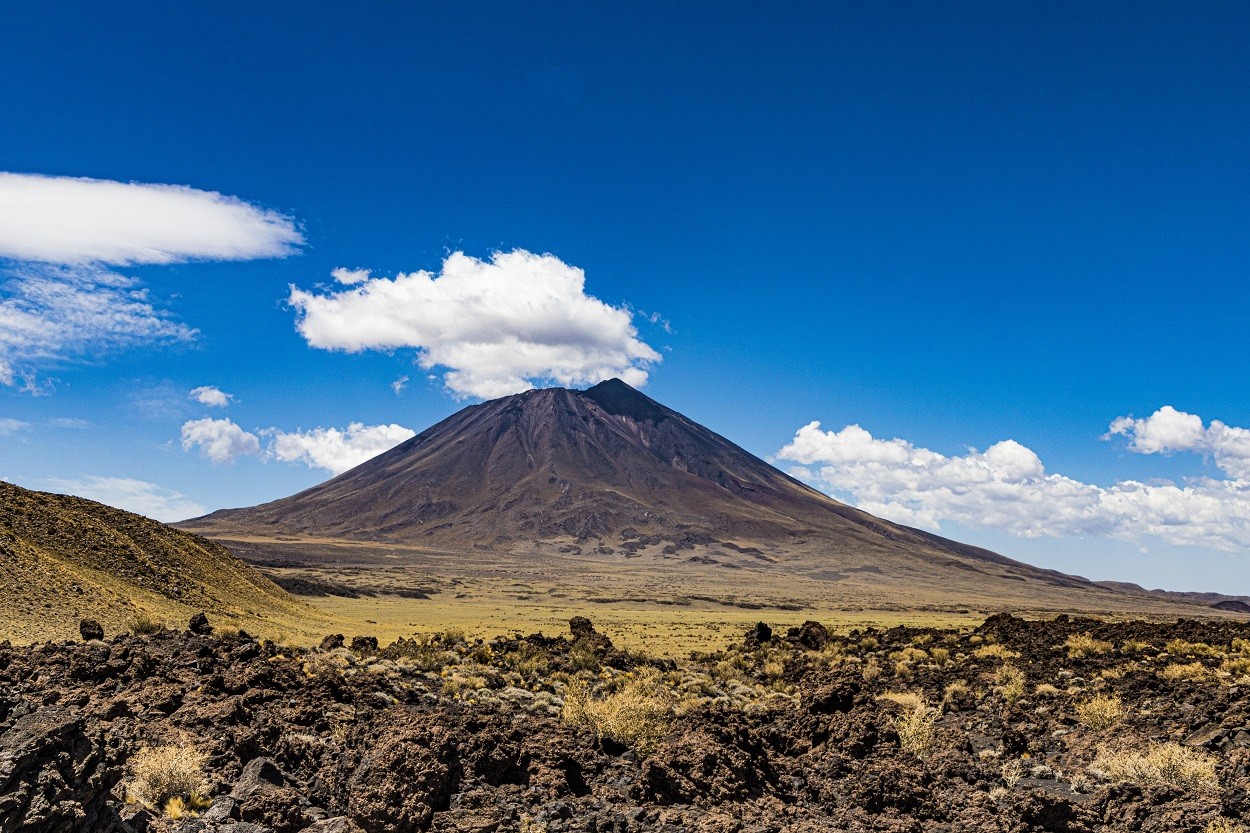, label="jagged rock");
[301,818,365,833]
[319,634,345,651]
[231,758,288,800]
[795,620,829,650]
[189,613,213,635]
[743,621,773,648]
[78,619,104,642]
[0,707,123,833]
[348,636,378,655]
